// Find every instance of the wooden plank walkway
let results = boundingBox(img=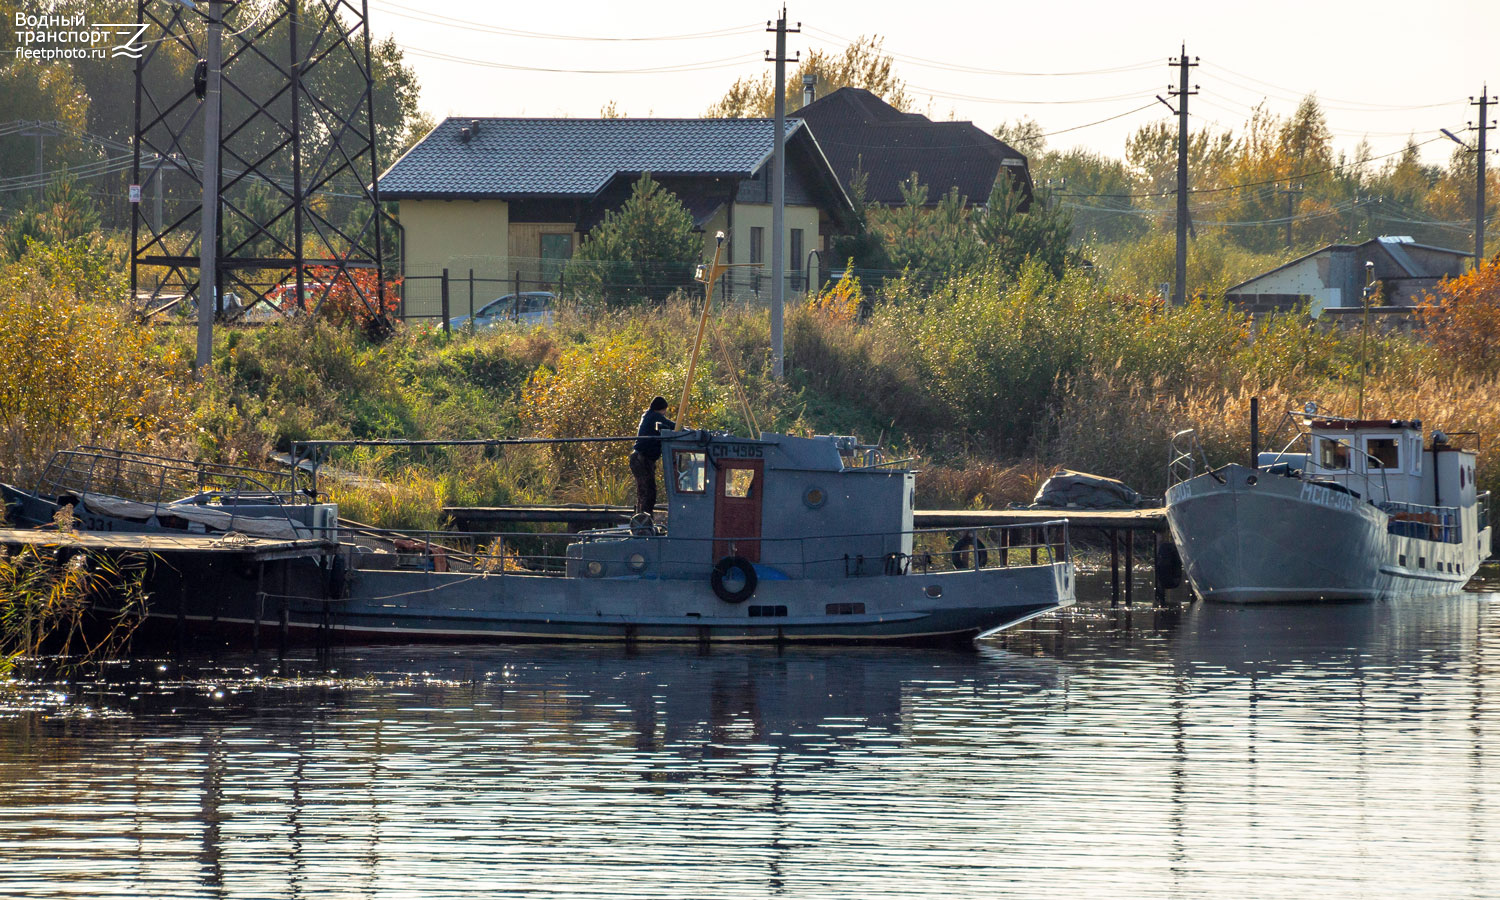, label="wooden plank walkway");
[0,528,337,562]
[444,505,1167,532]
